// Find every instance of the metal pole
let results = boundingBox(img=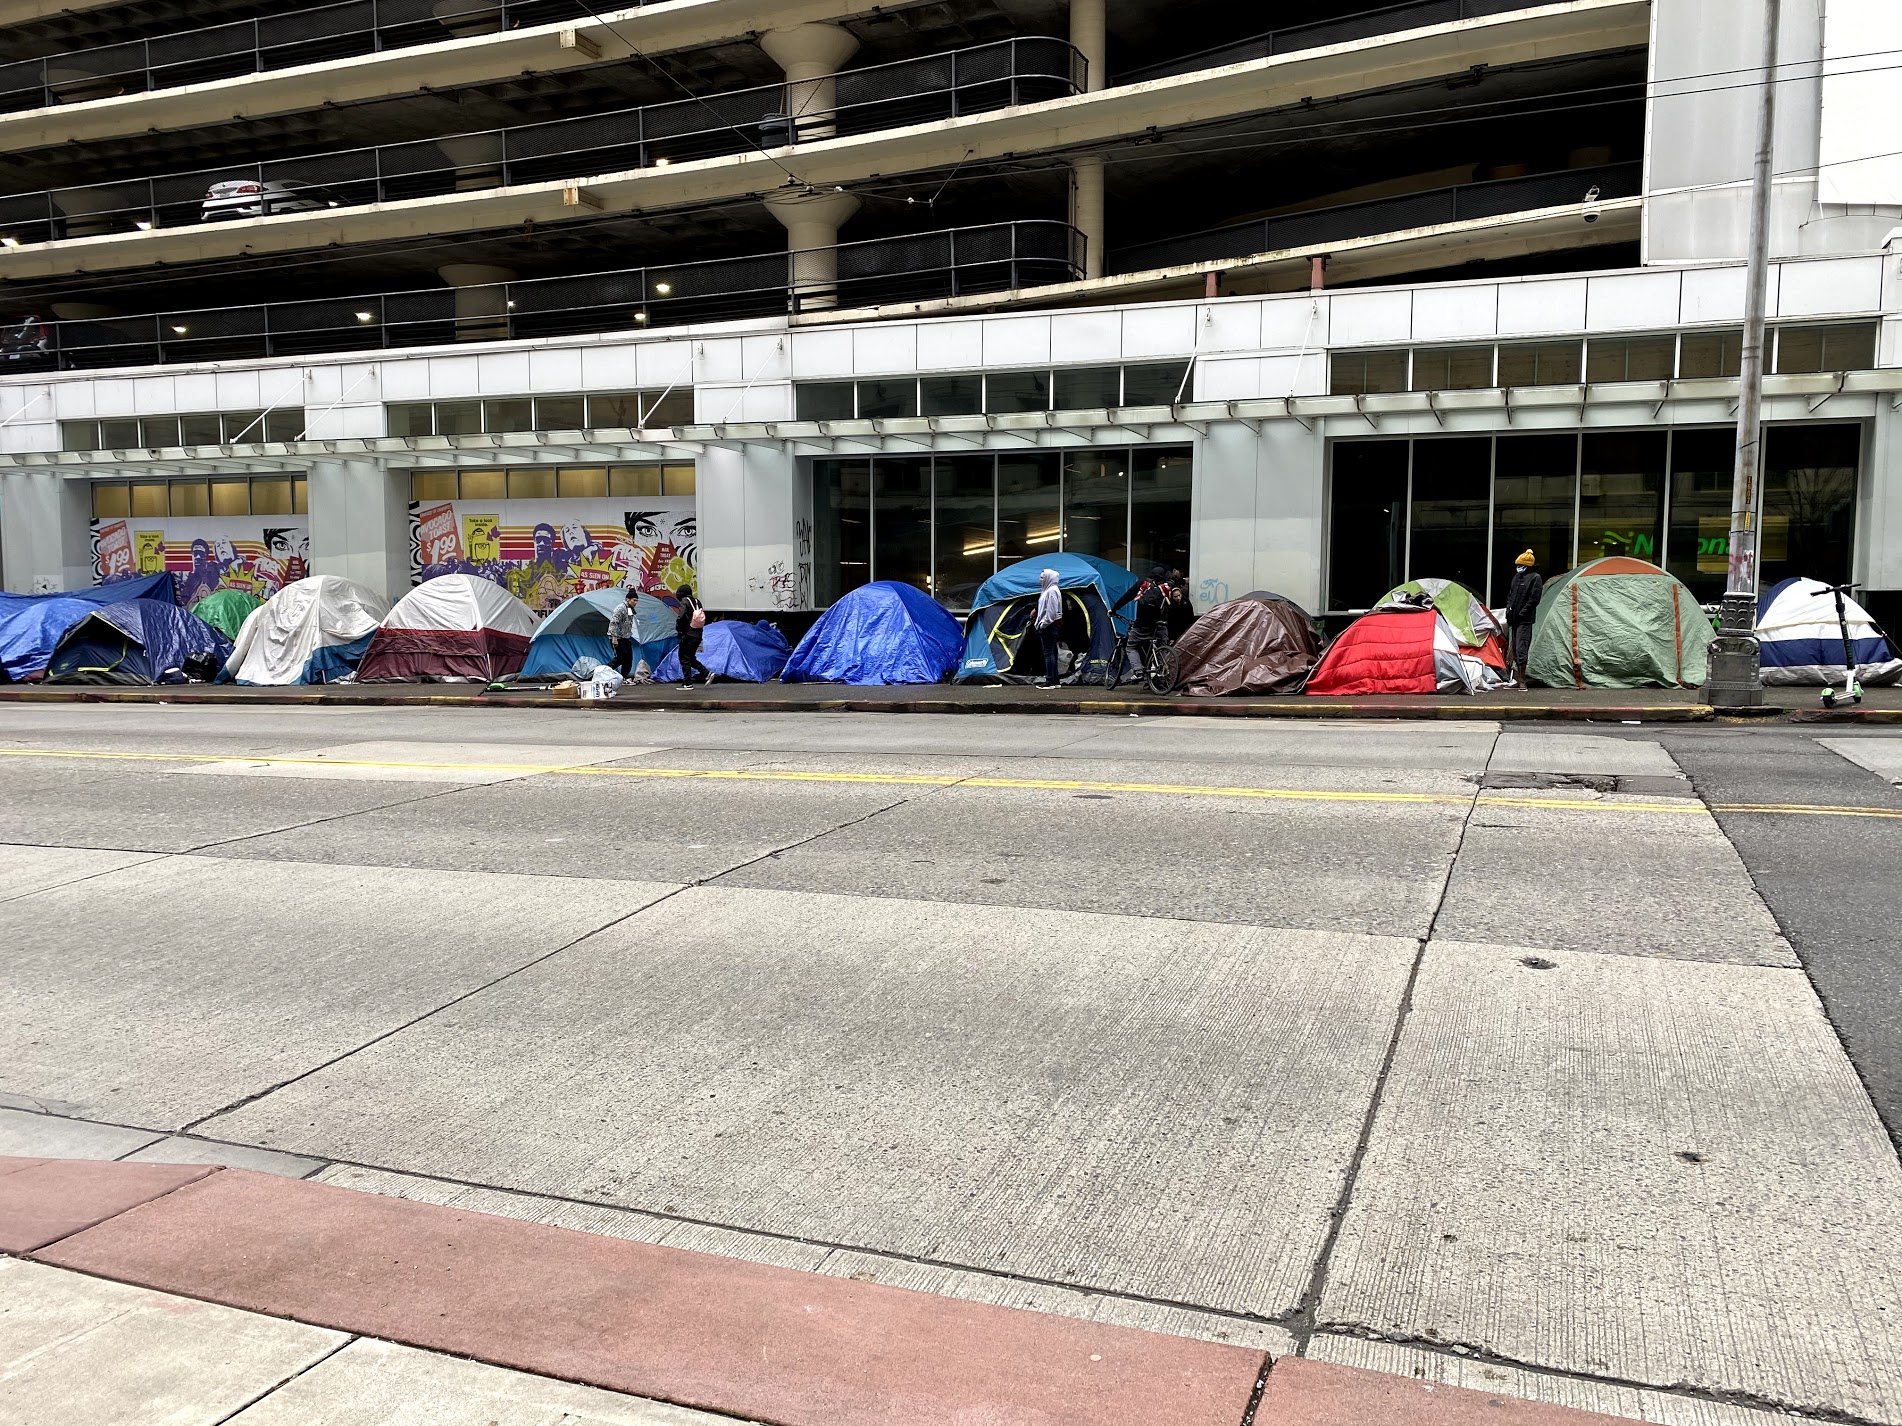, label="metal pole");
[1707,0,1780,708]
